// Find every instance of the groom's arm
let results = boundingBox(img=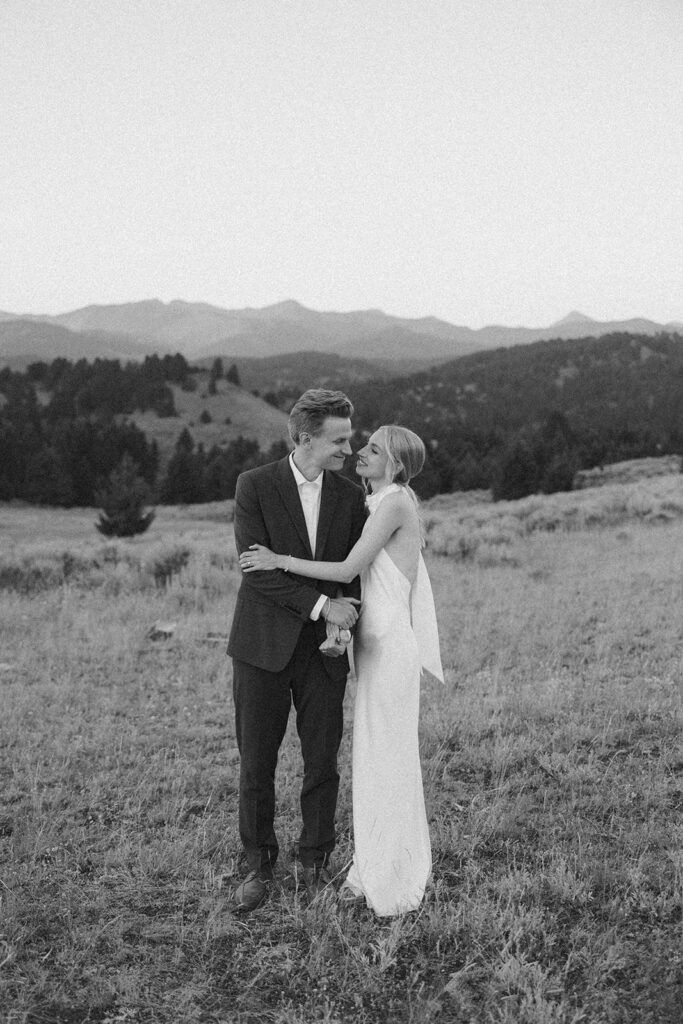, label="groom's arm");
[234,471,357,624]
[233,471,321,619]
